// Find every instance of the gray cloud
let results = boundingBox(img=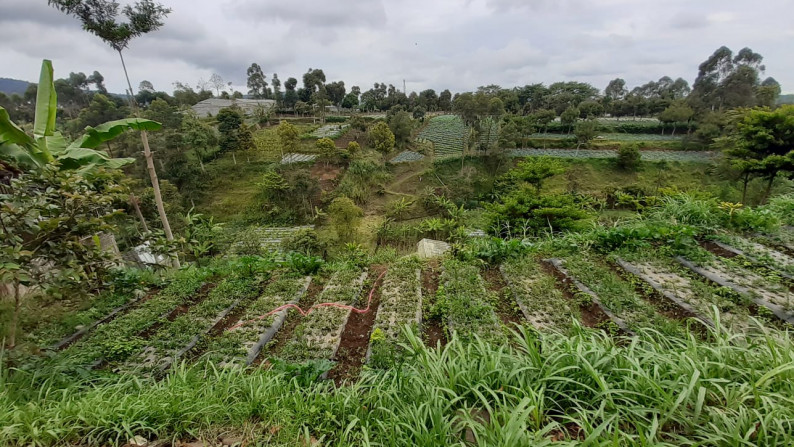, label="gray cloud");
[230,0,387,28]
[1,0,792,95]
[670,12,708,30]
